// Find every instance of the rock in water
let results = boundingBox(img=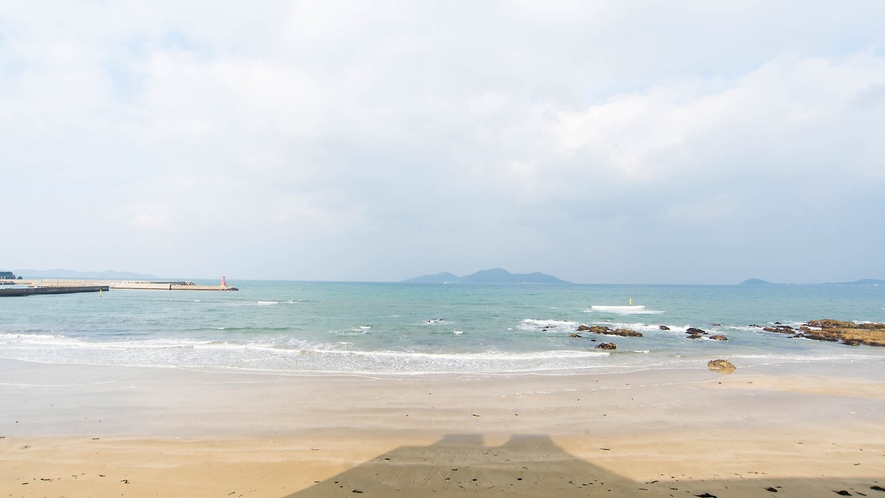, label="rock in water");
[595,342,617,350]
[709,335,728,341]
[577,325,643,337]
[686,327,708,339]
[611,328,643,337]
[707,359,736,374]
[763,325,794,333]
[659,325,670,331]
[569,333,582,338]
[578,324,611,333]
